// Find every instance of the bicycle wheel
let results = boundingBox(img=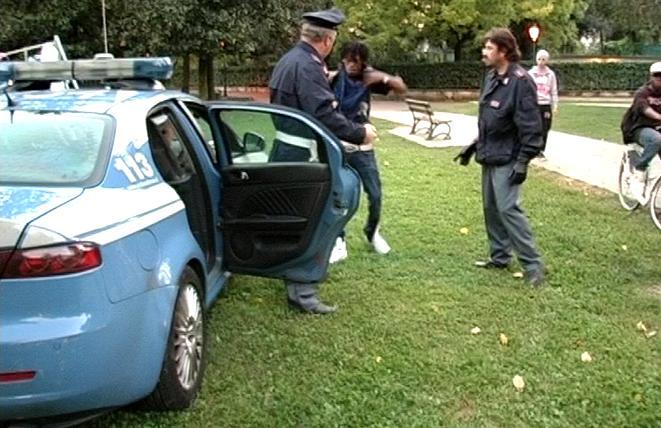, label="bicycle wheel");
[618,152,640,211]
[649,178,661,230]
